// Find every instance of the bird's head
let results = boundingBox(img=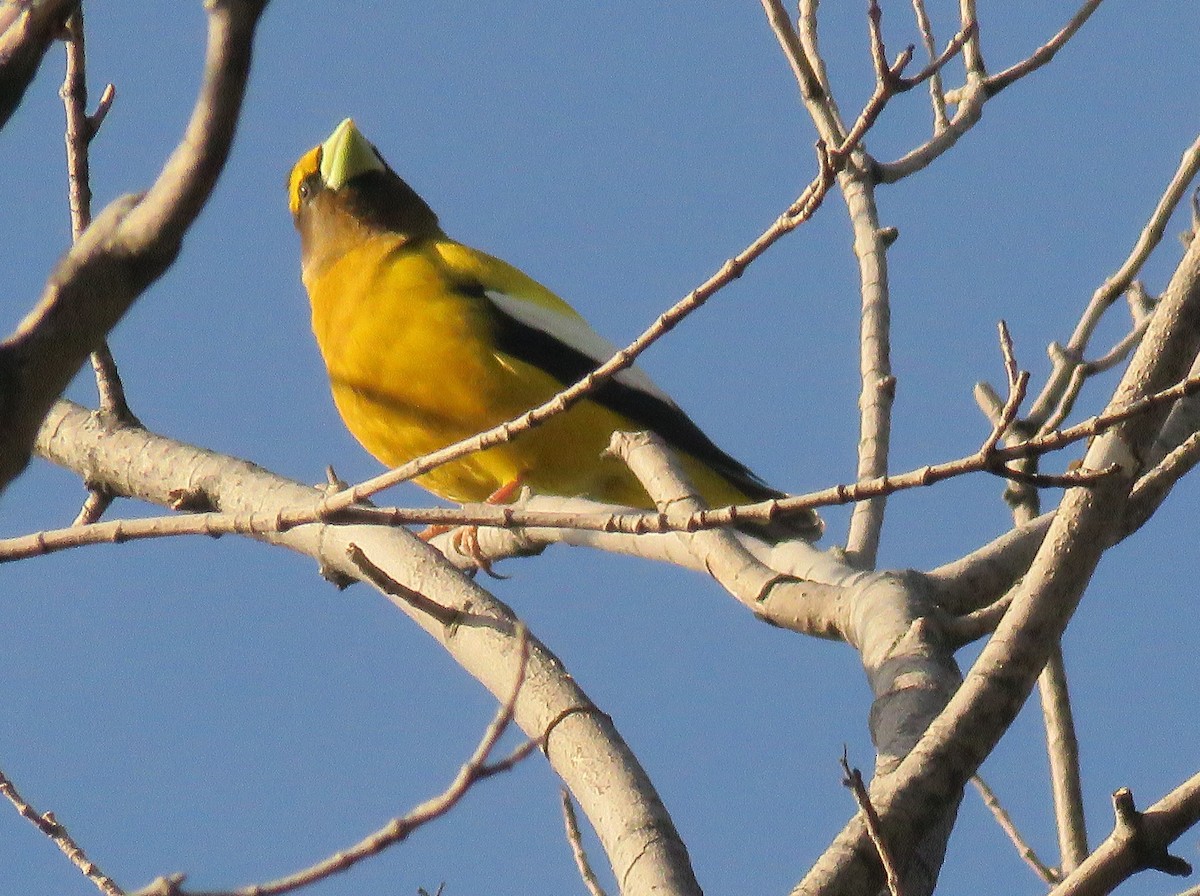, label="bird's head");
[288,119,440,277]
